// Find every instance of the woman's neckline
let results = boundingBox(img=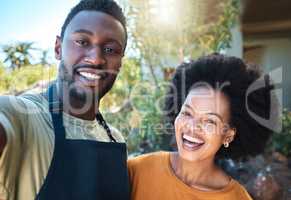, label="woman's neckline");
[163,151,235,194]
